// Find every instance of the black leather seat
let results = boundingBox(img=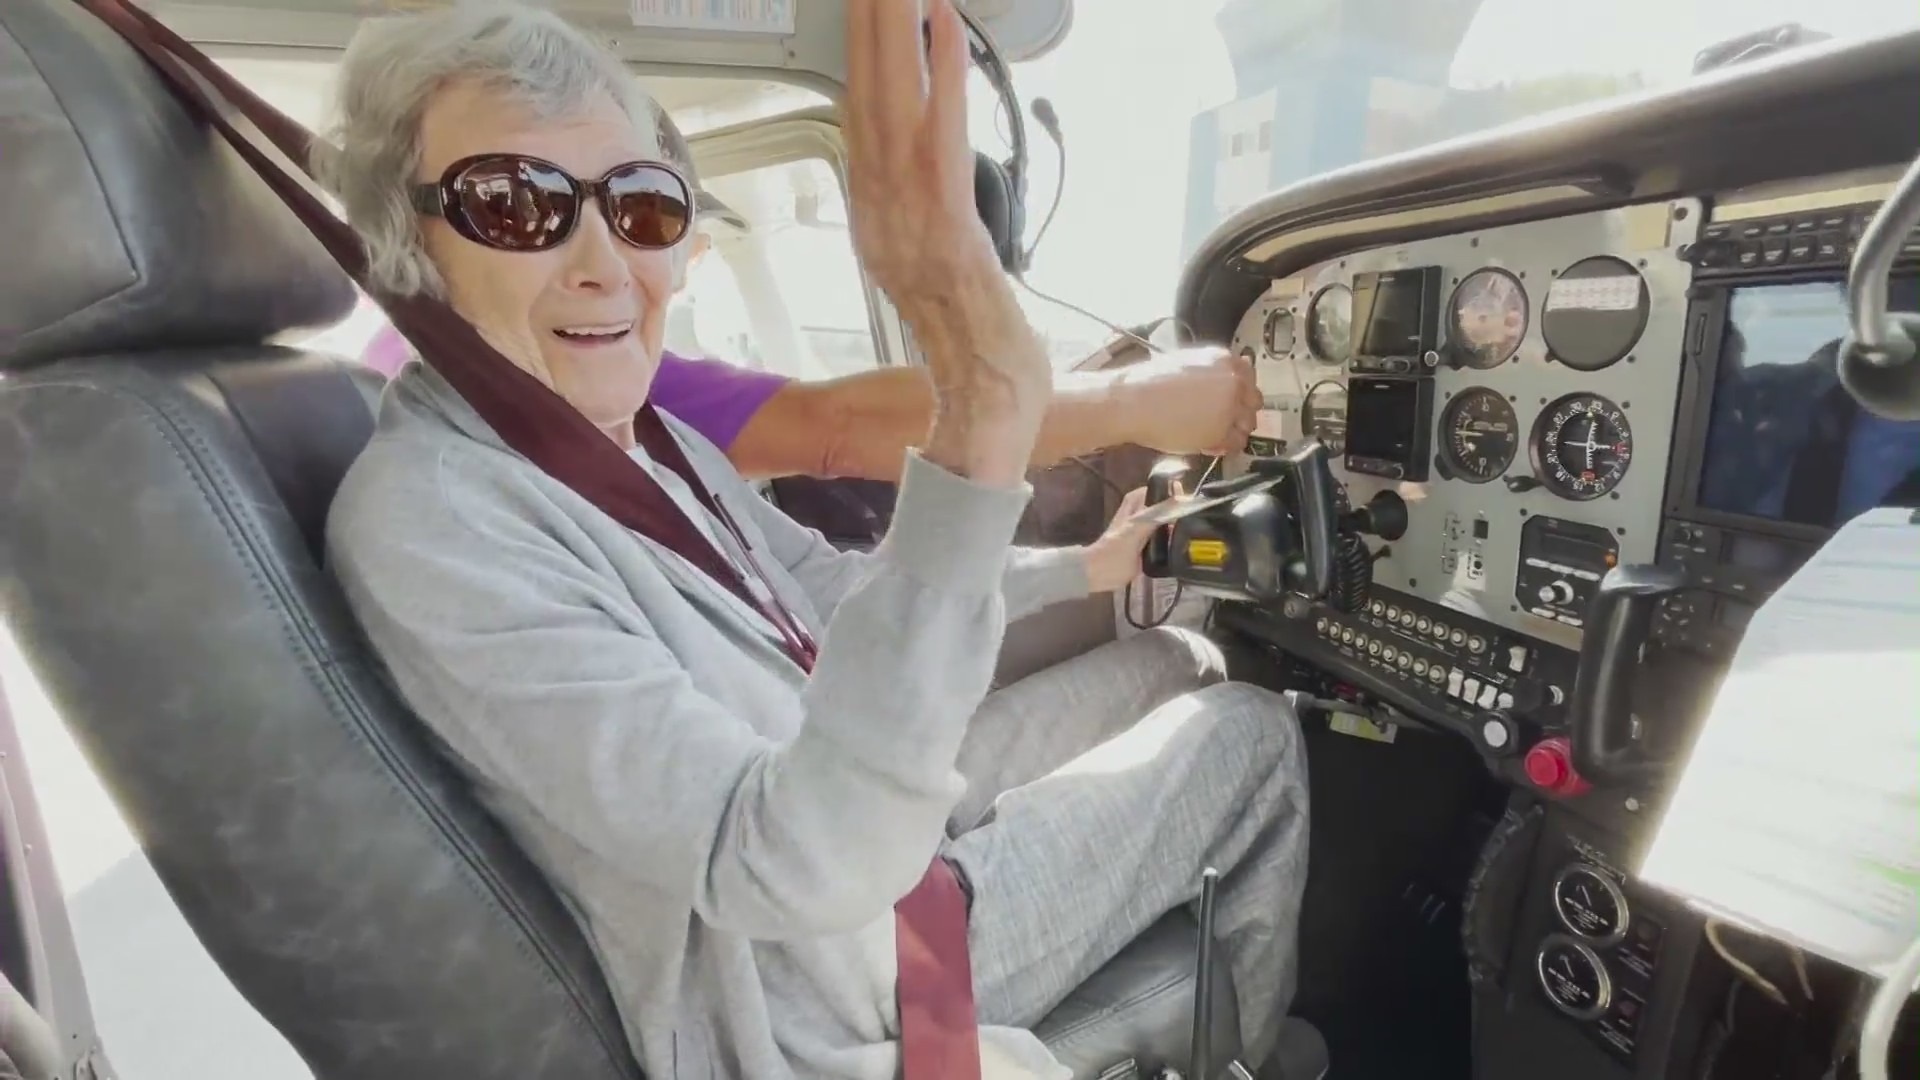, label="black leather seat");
[0,1,1245,1076]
